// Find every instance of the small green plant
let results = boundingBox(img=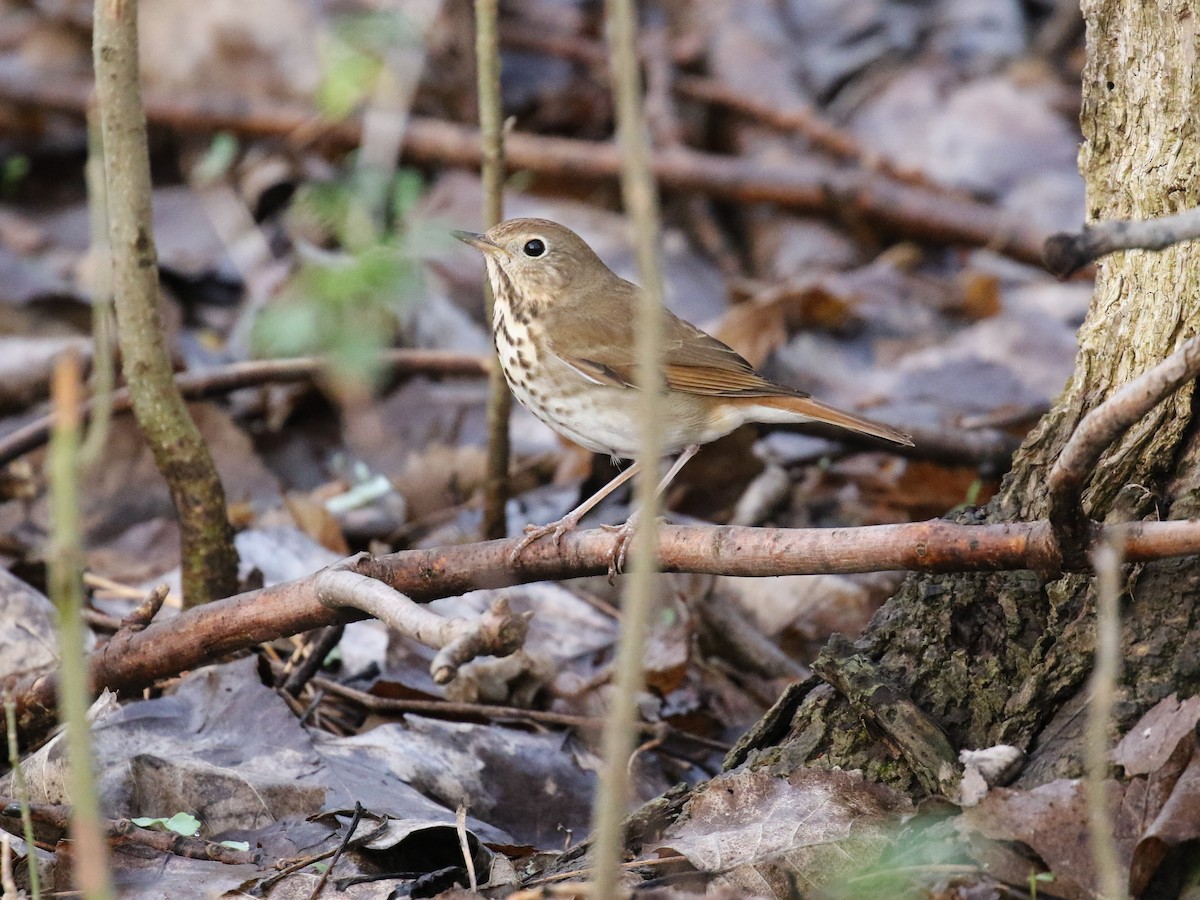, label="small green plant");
[253,166,444,388]
[1,153,30,195]
[254,7,446,389]
[316,11,419,119]
[1029,870,1054,899]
